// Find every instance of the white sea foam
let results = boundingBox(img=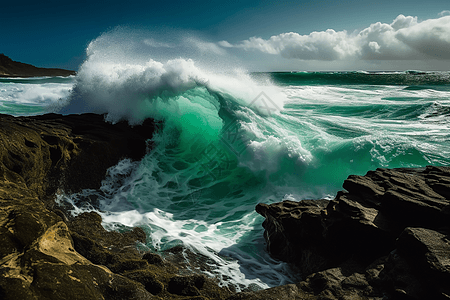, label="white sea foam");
[58,158,301,291]
[60,27,287,124]
[0,80,74,113]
